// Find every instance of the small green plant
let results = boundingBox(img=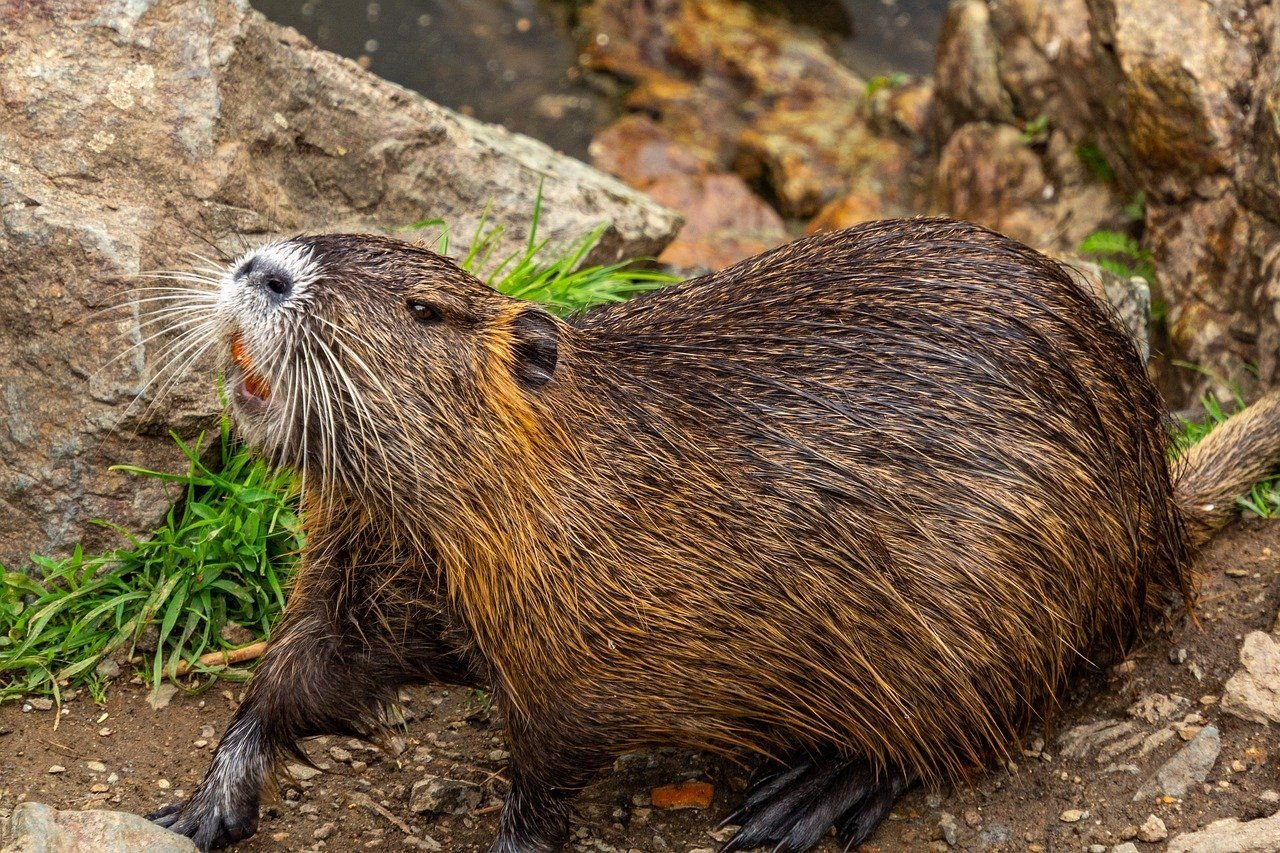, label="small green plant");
[408,187,676,316]
[1020,115,1050,144]
[864,71,909,99]
[1076,143,1115,184]
[1,207,675,705]
[1077,229,1156,286]
[1123,190,1146,223]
